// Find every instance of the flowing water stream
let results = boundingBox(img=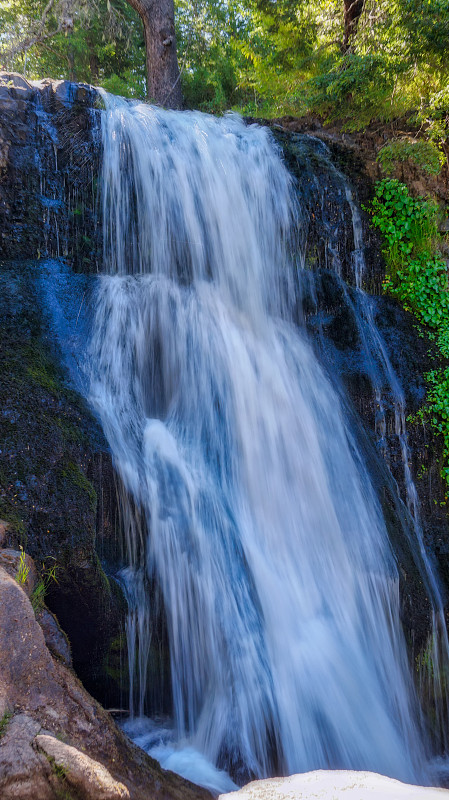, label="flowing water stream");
[87,94,437,792]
